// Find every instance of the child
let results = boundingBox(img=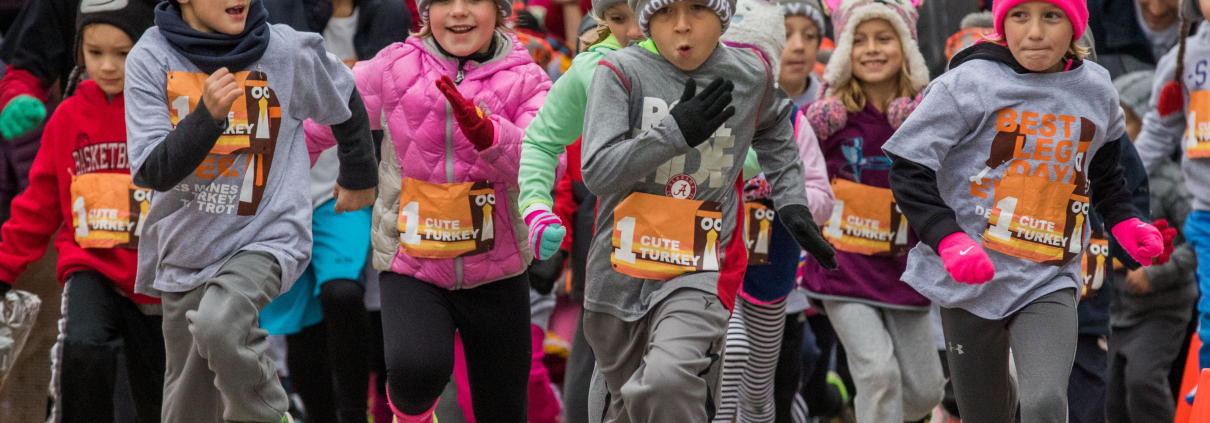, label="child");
[1133,0,1210,375]
[516,4,644,421]
[124,0,379,421]
[779,0,828,109]
[798,1,944,421]
[579,0,836,420]
[257,1,410,421]
[884,0,1163,420]
[709,1,835,421]
[1108,71,1196,423]
[306,0,552,420]
[0,4,160,422]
